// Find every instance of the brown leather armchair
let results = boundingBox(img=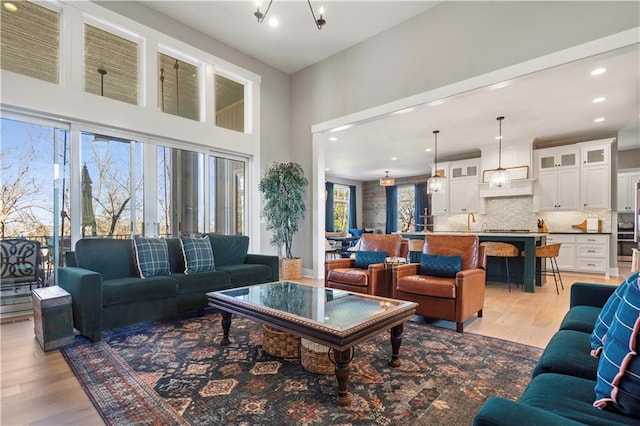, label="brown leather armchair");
[325,234,408,297]
[394,234,486,332]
